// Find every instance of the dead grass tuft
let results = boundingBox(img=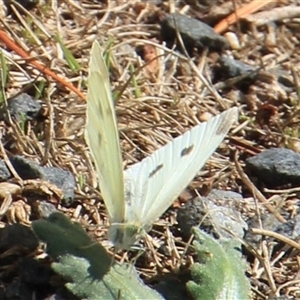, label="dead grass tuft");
[1,0,300,298]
